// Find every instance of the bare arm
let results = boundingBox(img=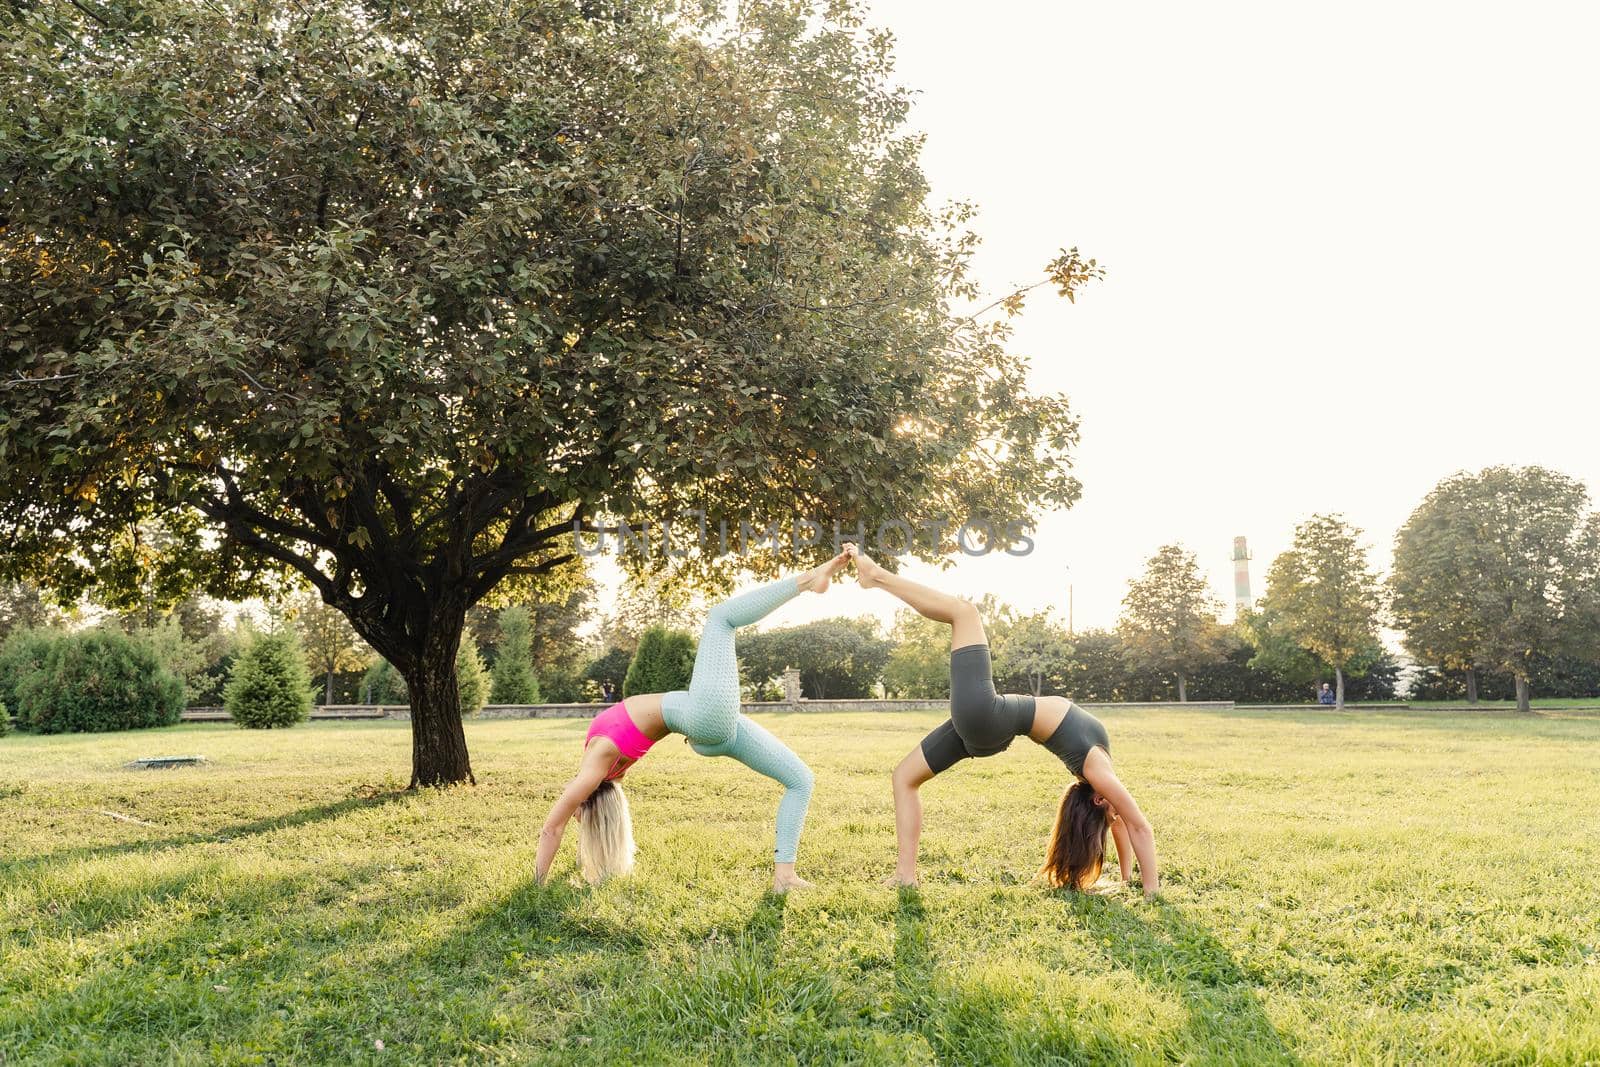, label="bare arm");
[535,746,612,885]
[1109,812,1135,883]
[1083,751,1159,899]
